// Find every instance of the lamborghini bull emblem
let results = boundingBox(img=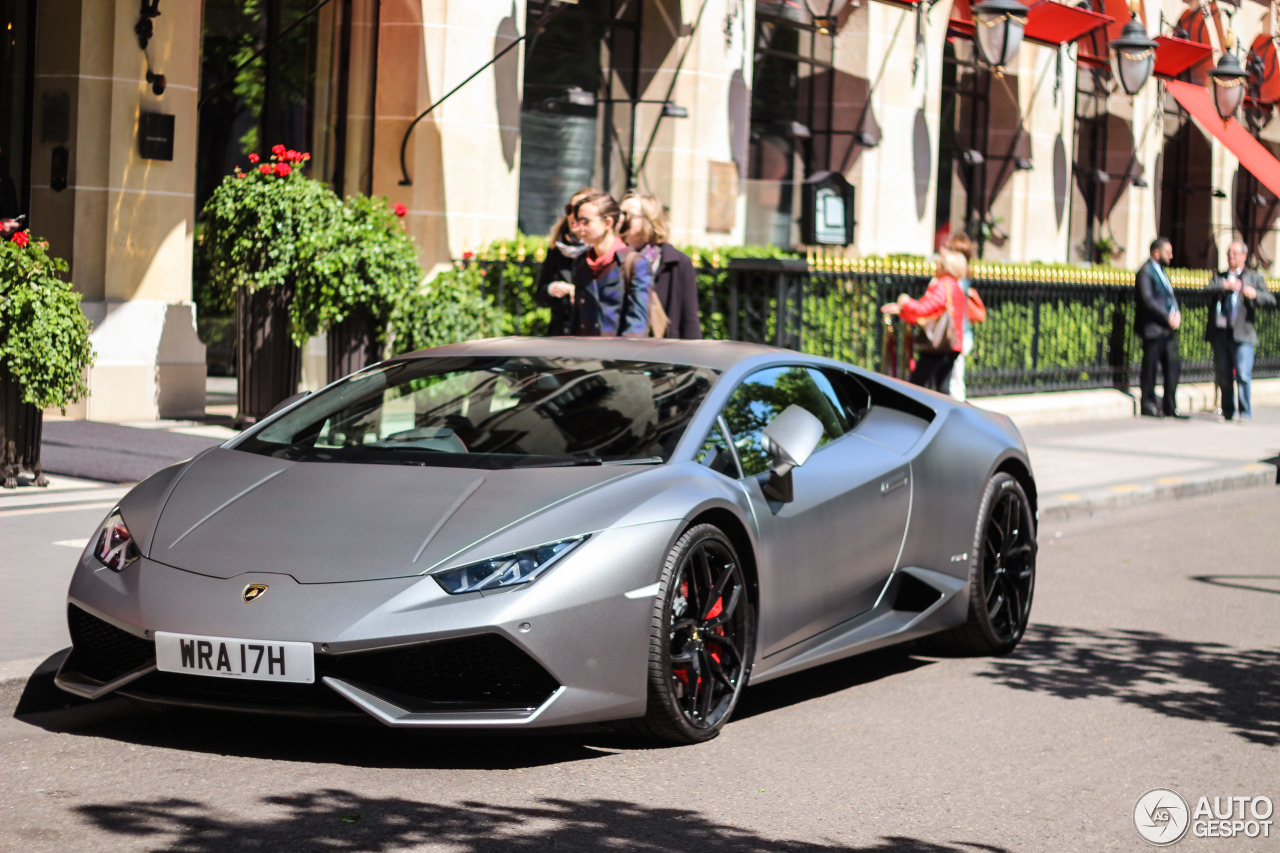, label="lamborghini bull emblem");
[242,583,269,603]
